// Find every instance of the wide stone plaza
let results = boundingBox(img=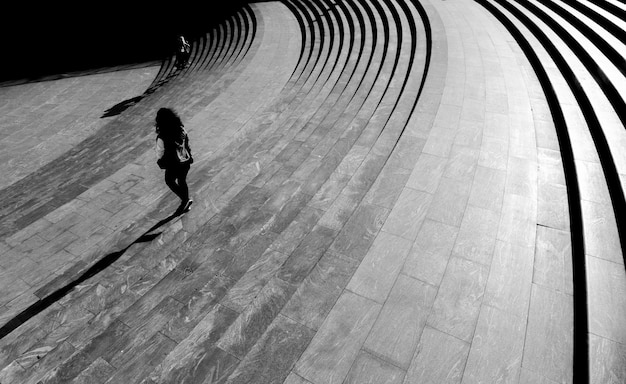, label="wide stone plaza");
[0,0,625,383]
